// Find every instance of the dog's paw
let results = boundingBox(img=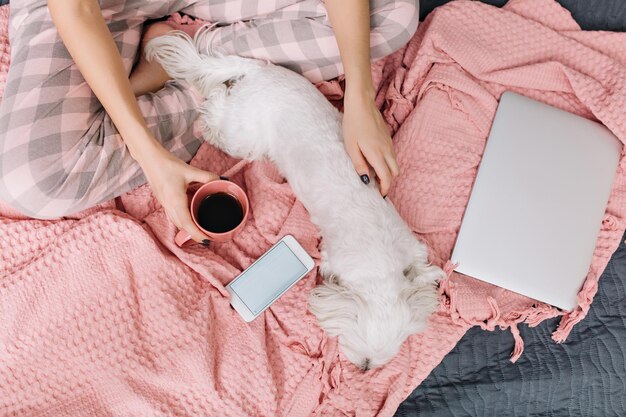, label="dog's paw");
[402,279,440,333]
[401,259,443,333]
[403,261,445,286]
[318,245,339,282]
